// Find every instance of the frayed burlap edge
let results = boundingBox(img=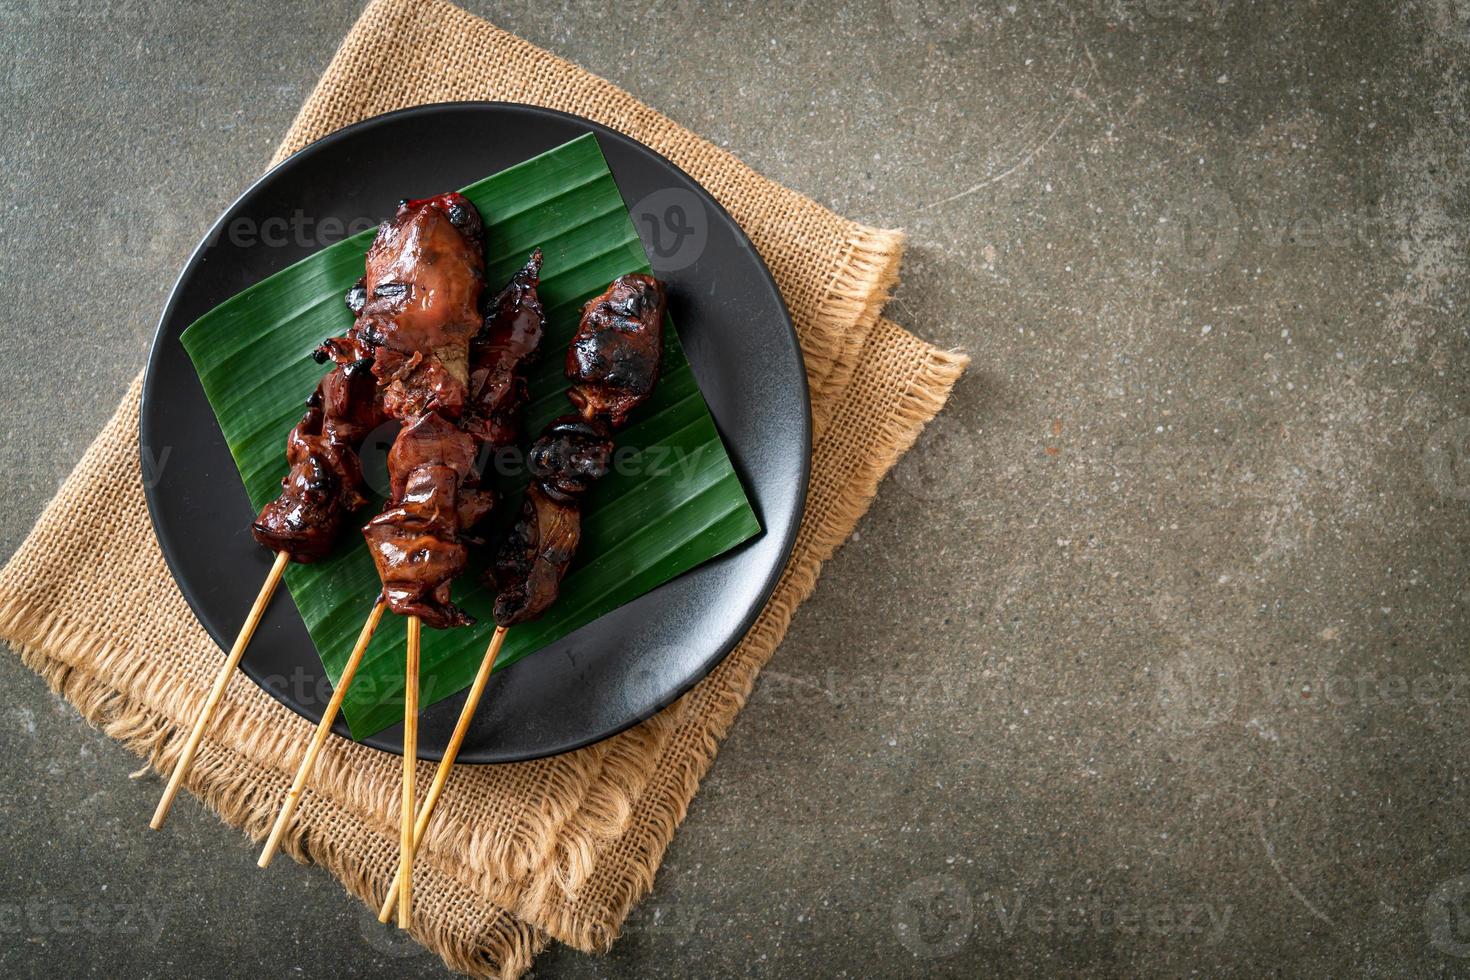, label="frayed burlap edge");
[809,228,904,435]
[0,605,542,980]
